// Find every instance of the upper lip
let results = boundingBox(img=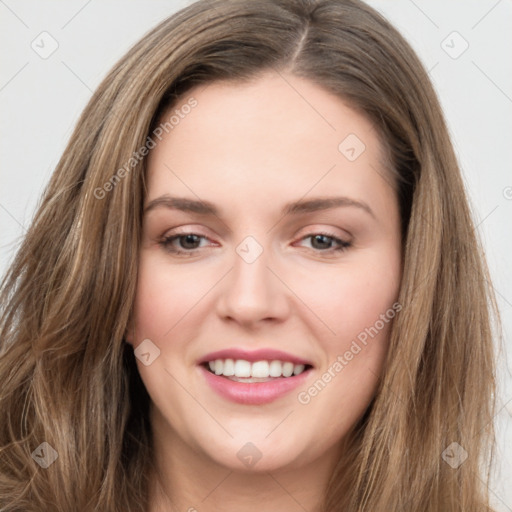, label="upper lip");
[198,348,313,367]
